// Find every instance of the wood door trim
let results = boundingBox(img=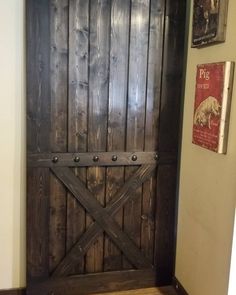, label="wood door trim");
[52,164,156,276]
[51,166,154,270]
[27,270,156,295]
